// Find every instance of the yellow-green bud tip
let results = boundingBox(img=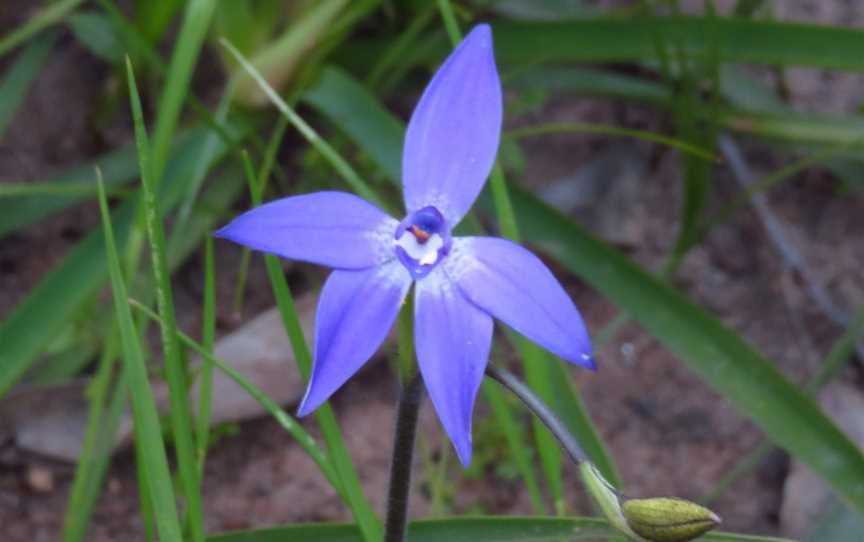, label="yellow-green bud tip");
[623,497,721,542]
